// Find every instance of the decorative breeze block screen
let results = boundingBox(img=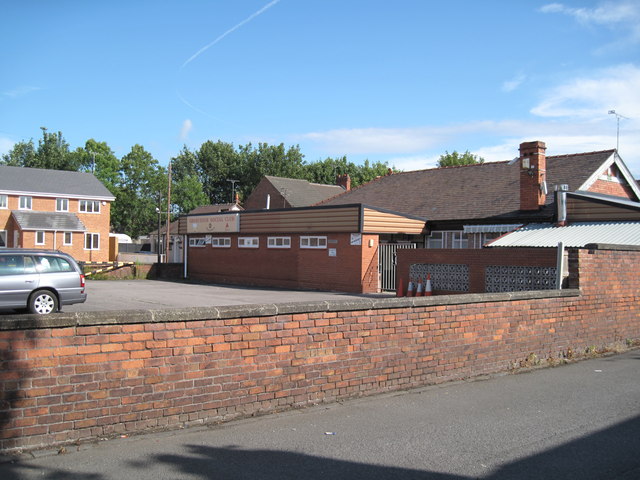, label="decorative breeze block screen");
[485,265,557,292]
[409,264,469,292]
